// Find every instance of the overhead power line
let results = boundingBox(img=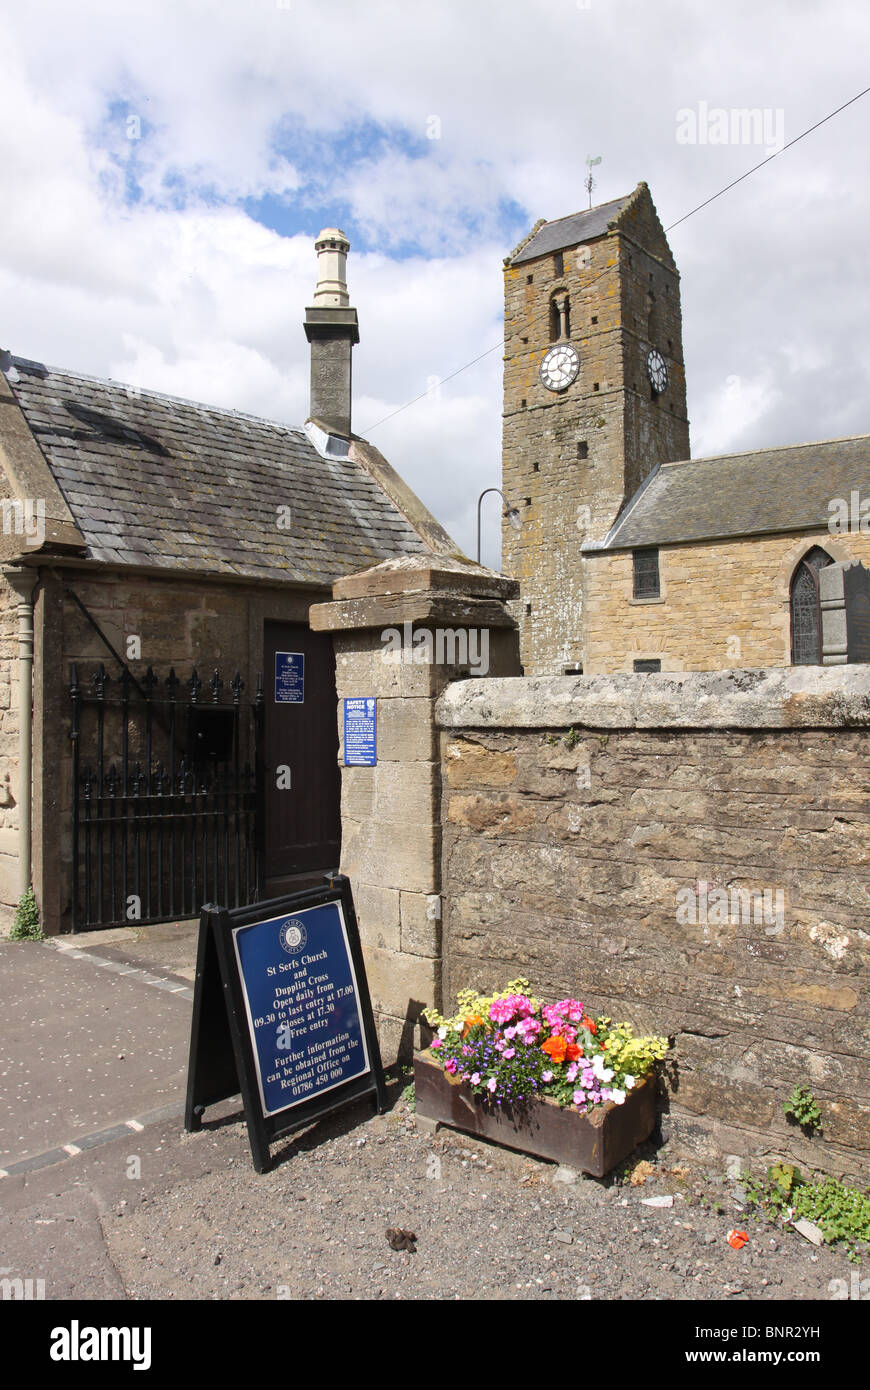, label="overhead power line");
[362,82,870,433]
[666,81,870,232]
